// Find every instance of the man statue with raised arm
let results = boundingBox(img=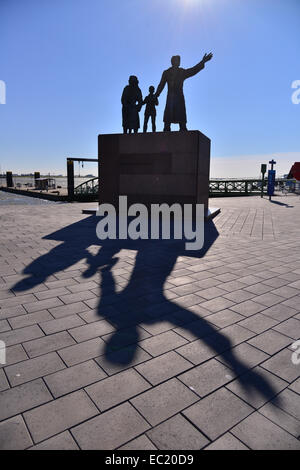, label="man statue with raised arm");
[155,53,213,132]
